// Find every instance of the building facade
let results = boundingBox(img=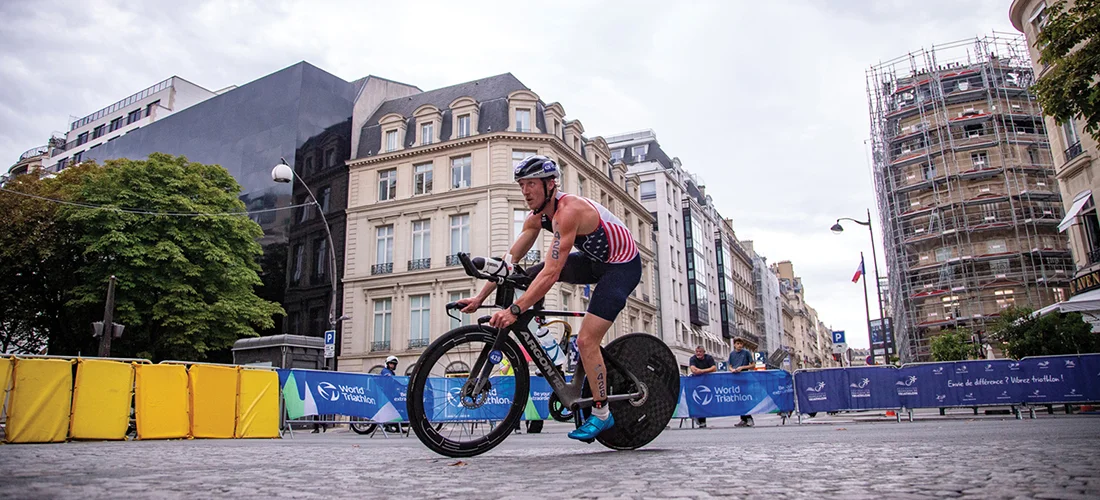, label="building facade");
[744,240,783,356]
[1011,0,1100,292]
[867,34,1073,362]
[775,261,835,369]
[340,74,658,374]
